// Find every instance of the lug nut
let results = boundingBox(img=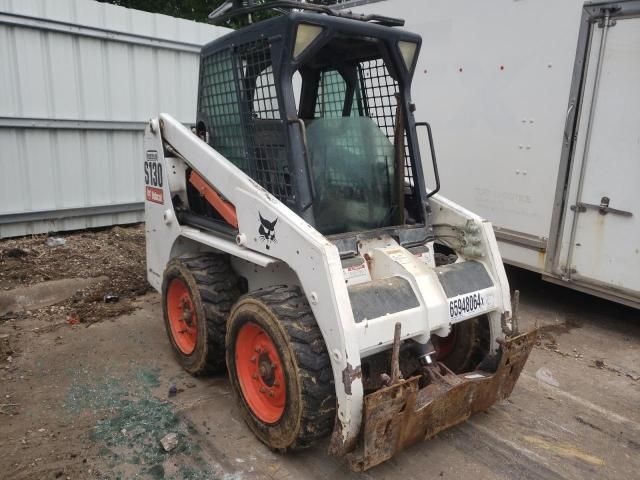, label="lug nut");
[252,372,258,379]
[268,390,274,397]
[250,355,257,362]
[259,386,267,393]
